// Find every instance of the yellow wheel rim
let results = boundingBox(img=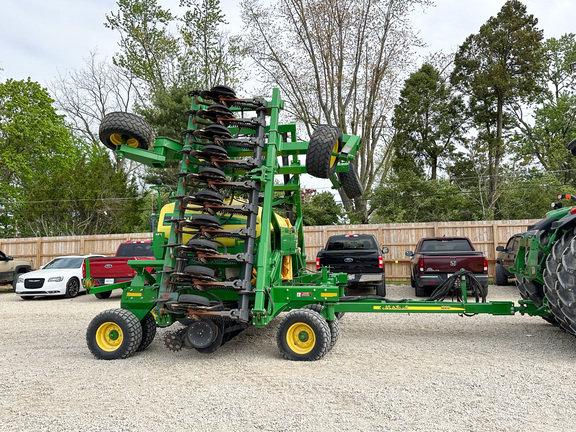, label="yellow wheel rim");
[330,139,340,167]
[286,323,315,354]
[110,133,138,148]
[95,321,124,352]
